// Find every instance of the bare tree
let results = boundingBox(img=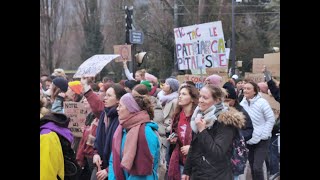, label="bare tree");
[73,0,105,61]
[40,0,68,75]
